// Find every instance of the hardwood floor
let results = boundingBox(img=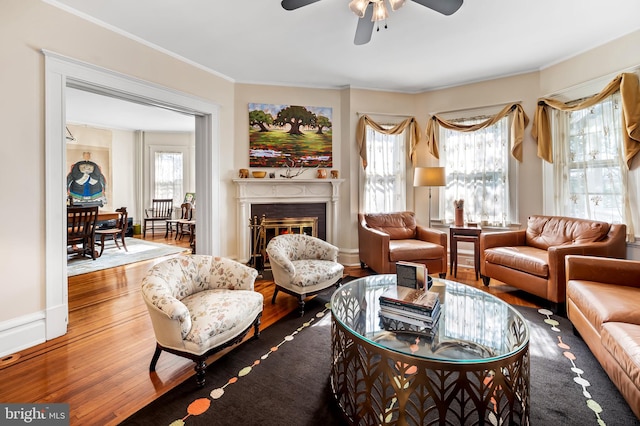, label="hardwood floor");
[0,236,543,425]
